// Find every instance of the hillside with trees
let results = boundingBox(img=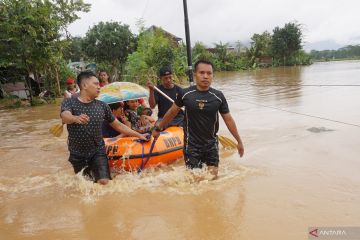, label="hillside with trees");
[310,45,360,61]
